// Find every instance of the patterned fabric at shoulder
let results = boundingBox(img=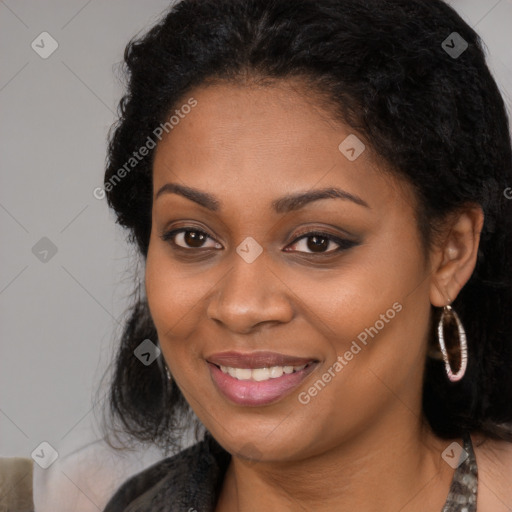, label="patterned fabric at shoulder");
[441,433,478,512]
